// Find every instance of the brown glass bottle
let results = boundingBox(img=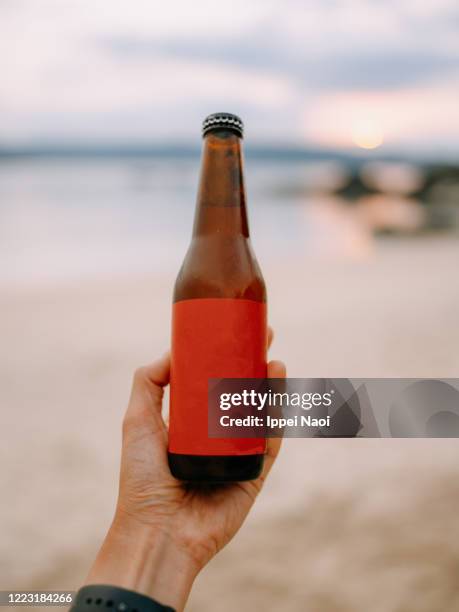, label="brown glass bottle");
[168,112,267,483]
